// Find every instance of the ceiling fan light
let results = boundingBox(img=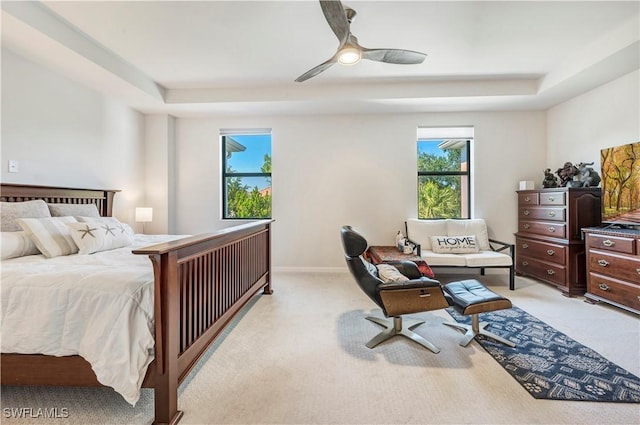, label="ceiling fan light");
[338,47,361,65]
